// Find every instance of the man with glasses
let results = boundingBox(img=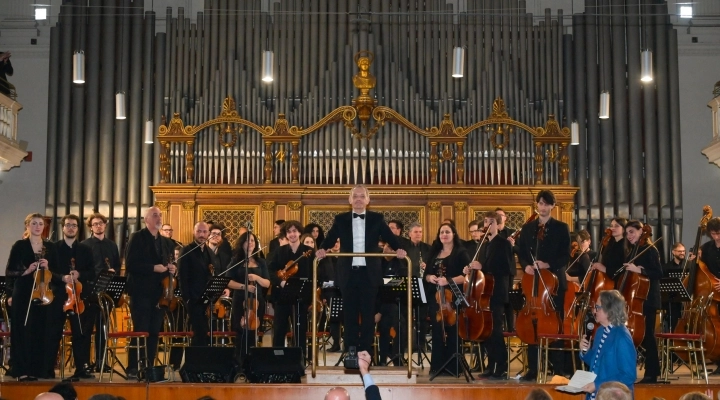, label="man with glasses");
[463,219,484,257]
[160,224,182,246]
[81,212,120,372]
[53,215,95,379]
[664,242,694,332]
